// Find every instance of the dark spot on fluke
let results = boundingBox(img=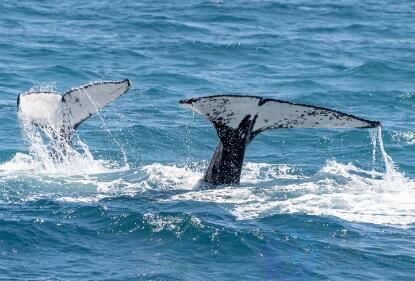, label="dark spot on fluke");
[258,98,267,106]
